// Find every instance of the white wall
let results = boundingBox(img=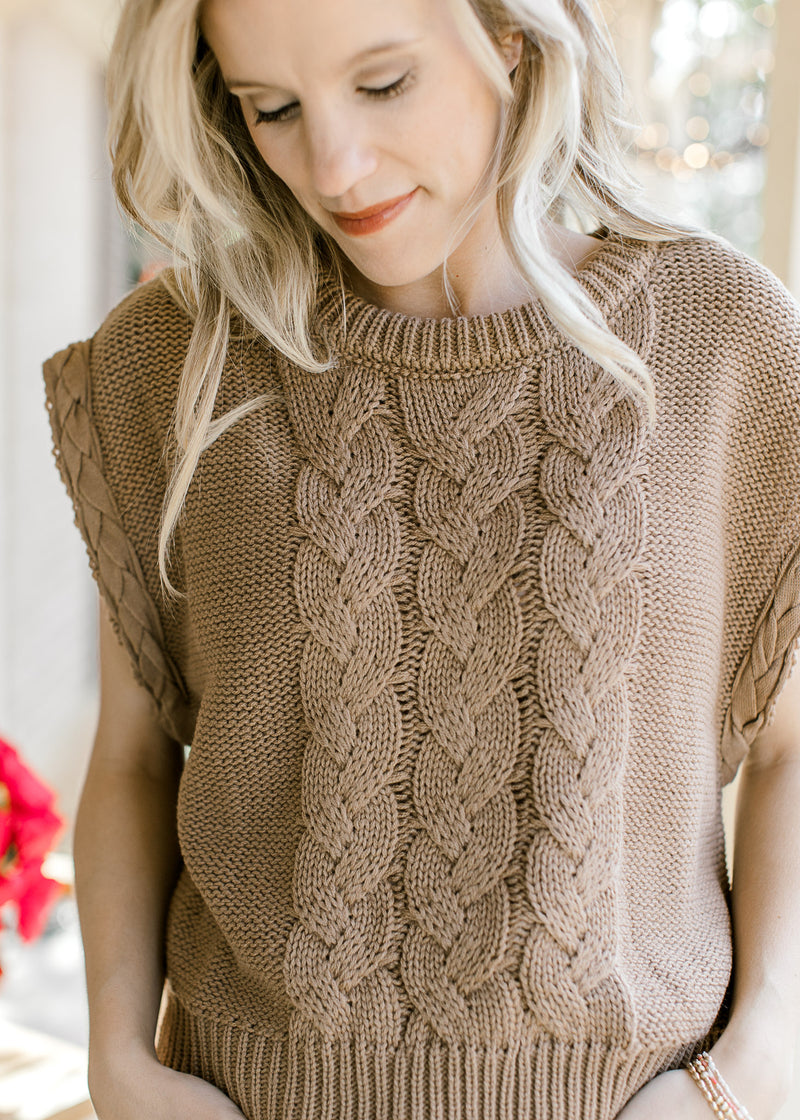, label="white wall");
[0,8,127,841]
